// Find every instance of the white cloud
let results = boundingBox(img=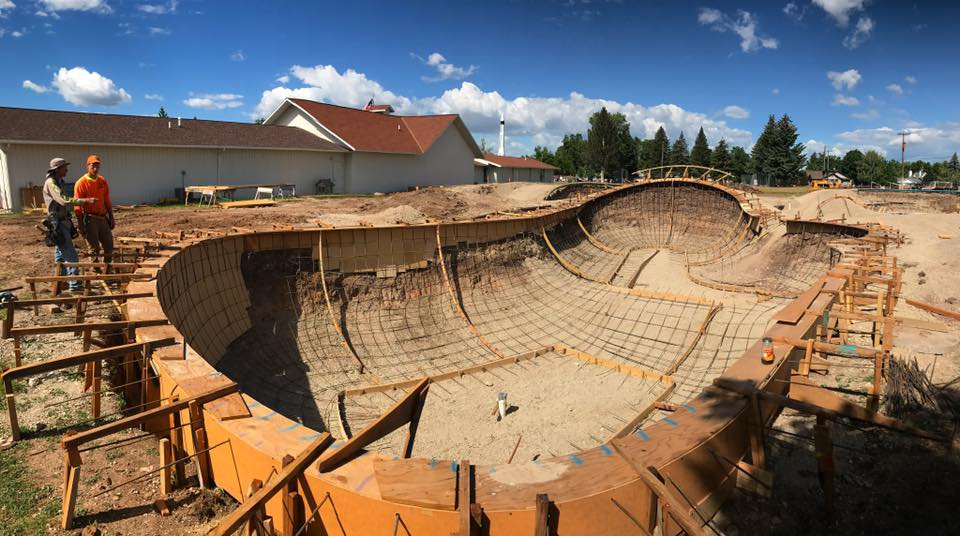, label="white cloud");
[230,50,246,62]
[904,75,917,85]
[723,105,749,119]
[835,125,960,159]
[183,92,243,110]
[137,0,177,15]
[144,93,163,101]
[833,94,860,106]
[697,7,722,25]
[804,139,843,157]
[11,28,23,37]
[783,2,805,21]
[827,69,861,91]
[413,52,477,82]
[842,16,873,49]
[117,22,134,35]
[52,66,131,106]
[886,83,903,96]
[22,79,50,93]
[851,109,880,120]
[0,0,15,17]
[771,88,780,95]
[812,0,865,26]
[254,64,754,154]
[39,0,111,13]
[698,8,778,53]
[147,26,170,36]
[275,74,289,84]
